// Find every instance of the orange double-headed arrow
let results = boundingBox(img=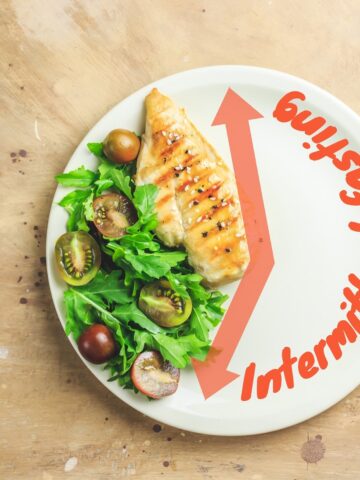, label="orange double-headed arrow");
[192,88,275,399]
